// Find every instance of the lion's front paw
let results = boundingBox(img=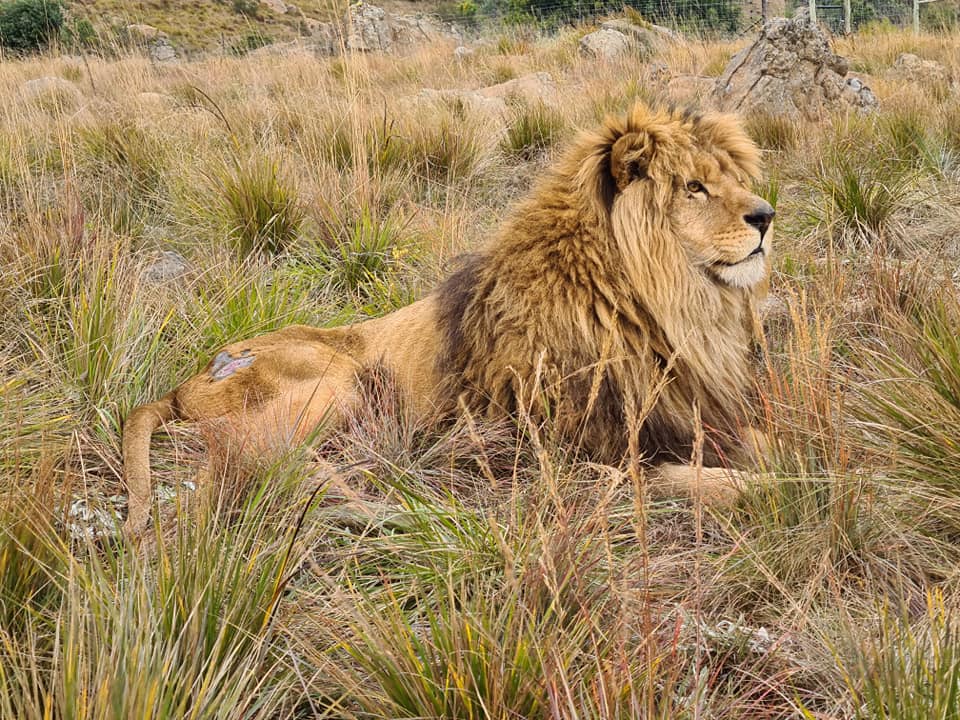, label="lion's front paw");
[653,463,747,507]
